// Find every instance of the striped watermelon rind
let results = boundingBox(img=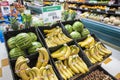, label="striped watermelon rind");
[7,37,16,49]
[28,32,37,42]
